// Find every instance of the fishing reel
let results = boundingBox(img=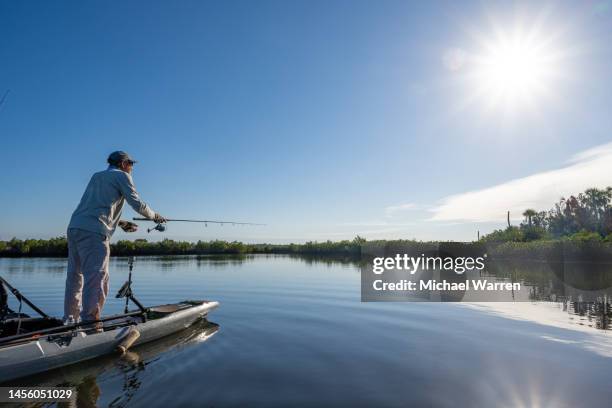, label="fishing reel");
[147,223,166,233]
